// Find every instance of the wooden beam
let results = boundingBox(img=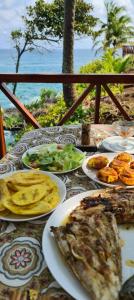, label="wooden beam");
[0,107,6,159]
[0,83,41,129]
[0,73,134,84]
[58,84,95,125]
[103,84,131,121]
[94,84,101,124]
